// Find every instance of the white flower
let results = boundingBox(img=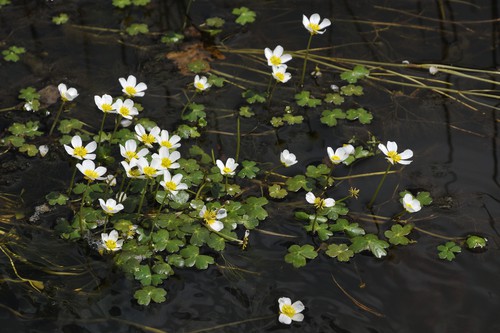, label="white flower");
[136,157,162,178]
[305,192,335,209]
[113,98,139,120]
[402,193,422,213]
[280,149,298,167]
[64,135,97,160]
[302,13,331,35]
[160,170,188,196]
[101,230,124,252]
[38,145,49,157]
[116,192,127,203]
[94,94,115,113]
[24,101,34,112]
[119,75,147,97]
[272,65,292,83]
[429,66,439,75]
[194,75,211,91]
[58,83,79,101]
[330,84,339,92]
[152,147,181,170]
[99,198,124,214]
[199,205,227,232]
[264,45,292,67]
[278,297,305,325]
[135,124,160,148]
[76,160,107,181]
[378,141,413,165]
[216,158,238,176]
[105,174,117,186]
[154,129,181,150]
[342,144,355,155]
[327,146,349,164]
[121,159,144,179]
[119,139,149,162]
